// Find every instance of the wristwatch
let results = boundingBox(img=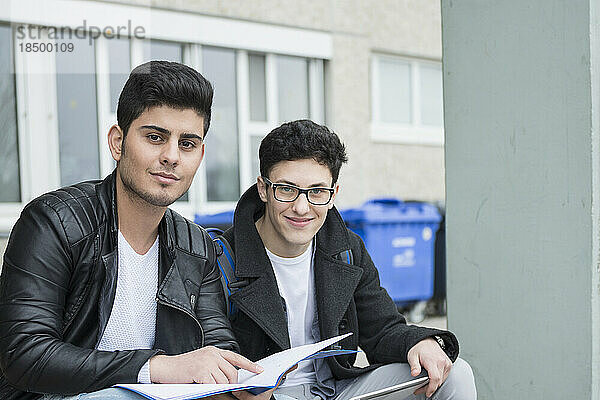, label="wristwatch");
[434,335,446,350]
